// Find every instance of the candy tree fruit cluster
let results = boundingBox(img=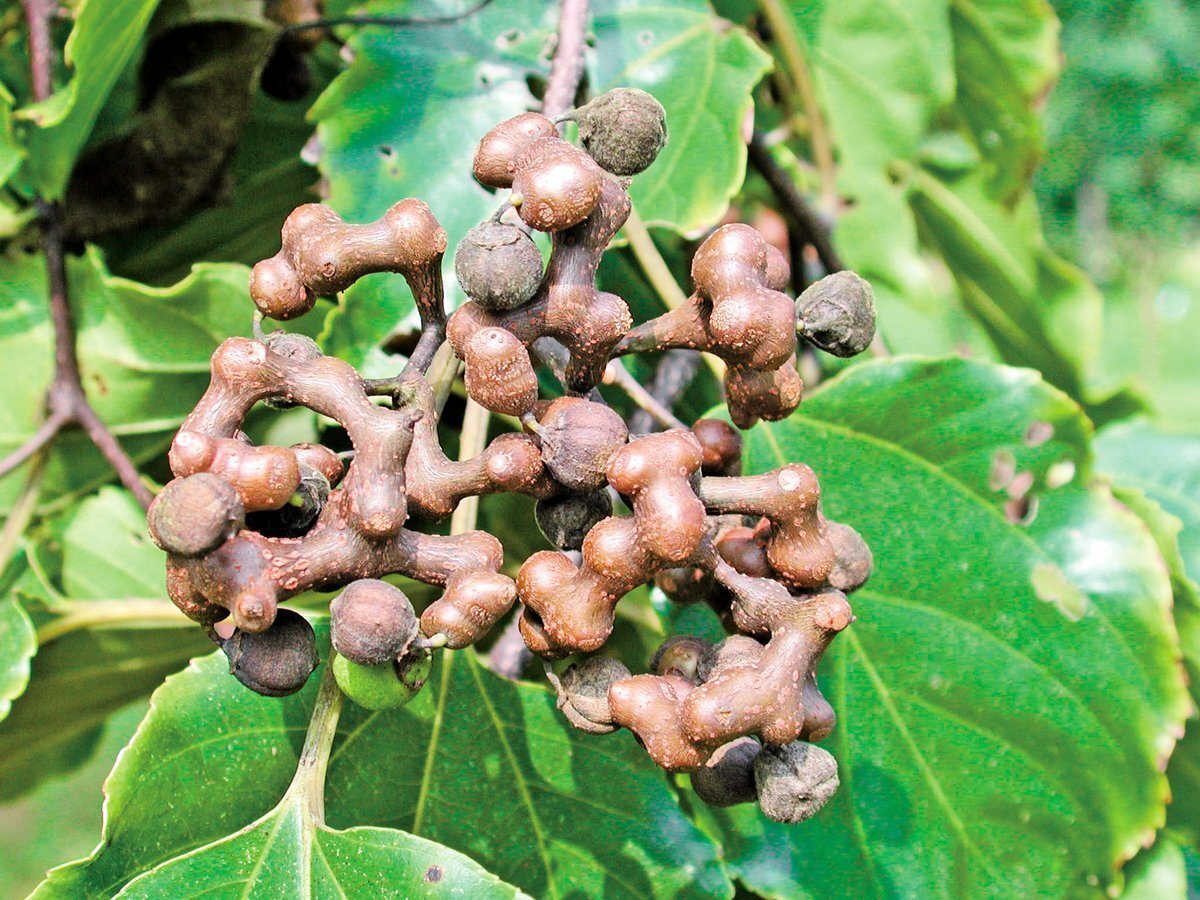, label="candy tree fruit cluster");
[146,88,878,825]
